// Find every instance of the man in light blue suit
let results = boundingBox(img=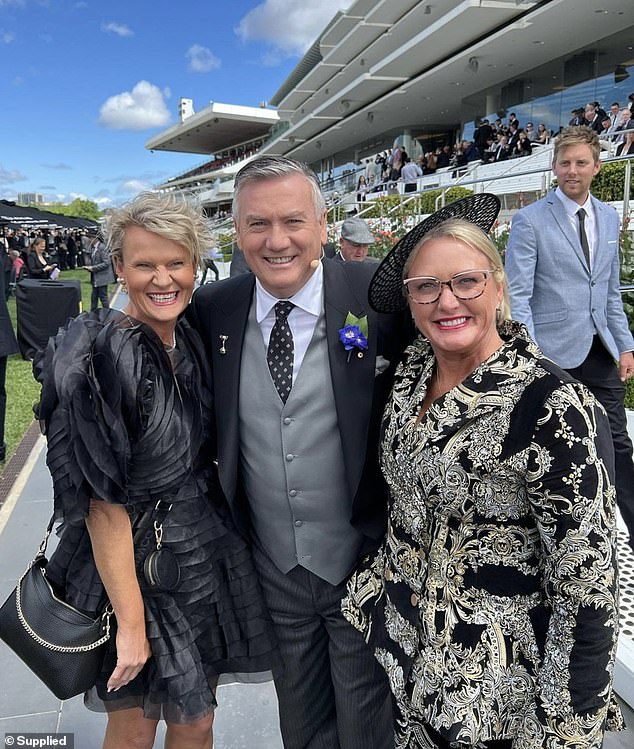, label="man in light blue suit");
[506,125,634,550]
